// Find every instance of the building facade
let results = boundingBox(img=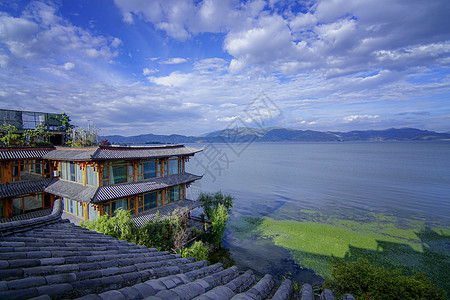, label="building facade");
[0,145,202,222]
